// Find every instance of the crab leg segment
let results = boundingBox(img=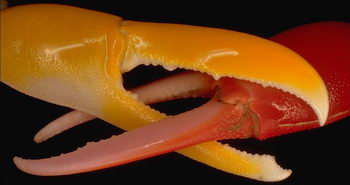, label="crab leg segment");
[21,21,348,181]
[1,4,332,181]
